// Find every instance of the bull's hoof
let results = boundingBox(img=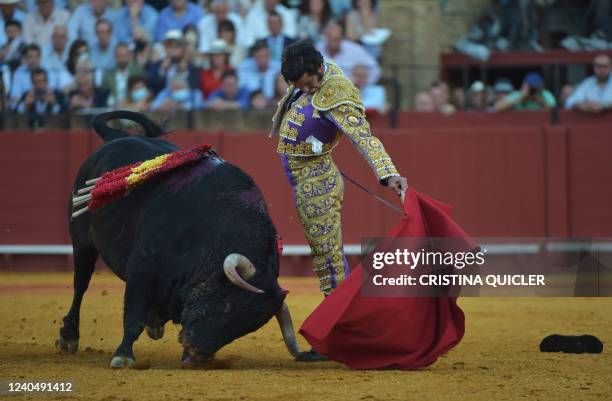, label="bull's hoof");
[110,356,136,369]
[540,334,603,354]
[146,325,164,340]
[181,354,213,369]
[56,337,78,354]
[294,349,330,362]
